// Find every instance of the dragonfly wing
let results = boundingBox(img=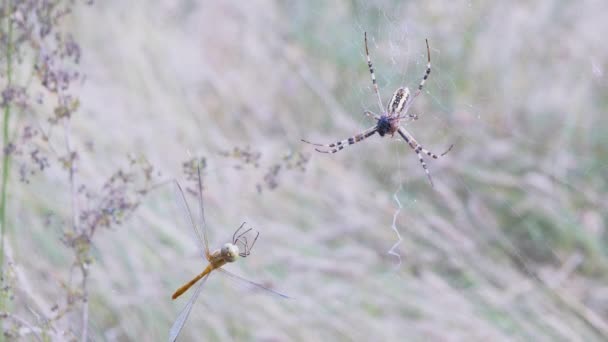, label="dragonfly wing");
[168,274,210,342]
[195,165,210,255]
[218,268,291,299]
[174,180,210,259]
